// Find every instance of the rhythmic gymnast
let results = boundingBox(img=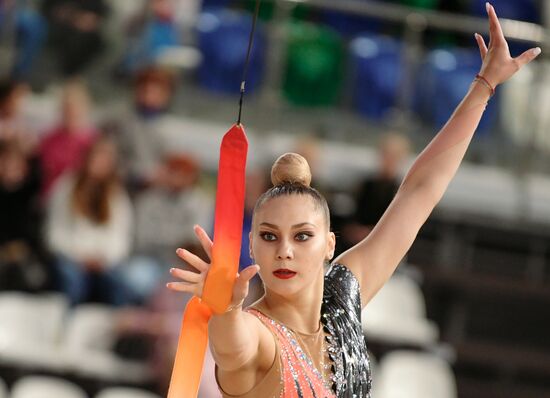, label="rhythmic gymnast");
[167,3,541,397]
